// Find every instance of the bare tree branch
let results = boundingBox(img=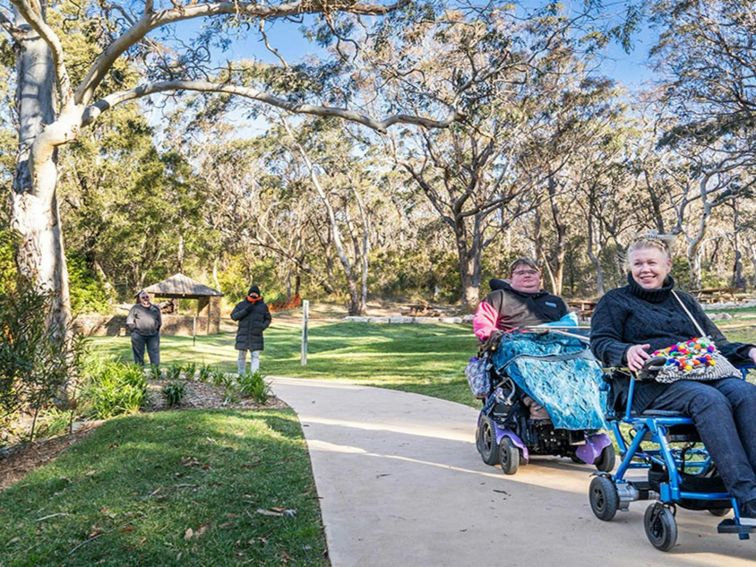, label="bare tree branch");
[74,0,410,106]
[83,79,461,132]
